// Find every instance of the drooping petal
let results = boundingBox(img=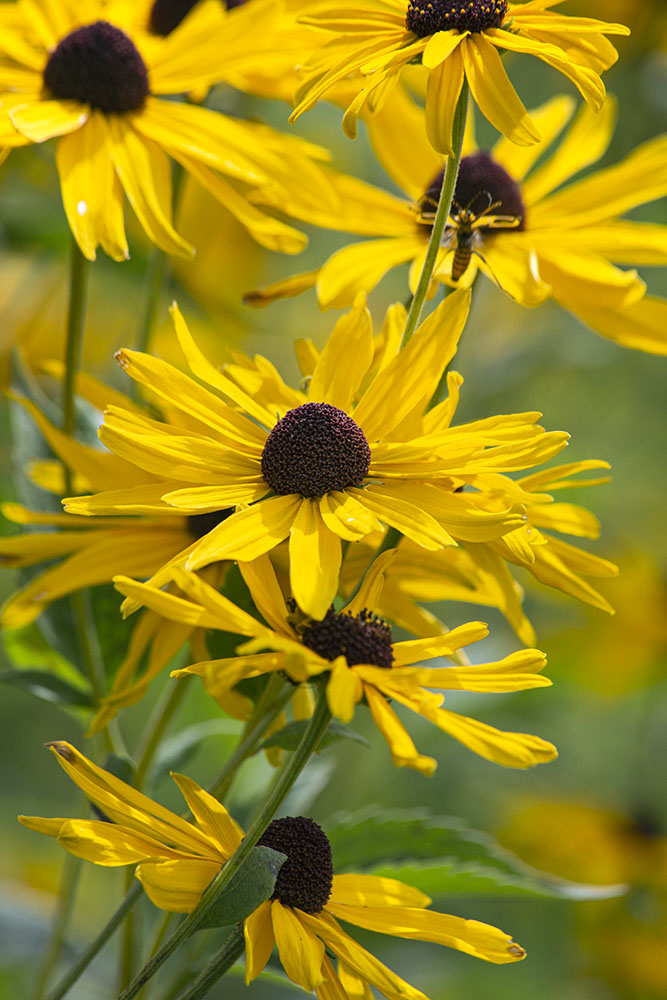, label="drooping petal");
[187,495,302,569]
[364,685,437,775]
[462,36,541,147]
[326,903,525,964]
[271,901,326,991]
[430,709,558,768]
[170,774,244,857]
[136,858,221,912]
[308,295,373,412]
[425,45,465,156]
[10,100,87,141]
[289,499,342,620]
[317,237,422,310]
[244,901,275,983]
[325,659,363,723]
